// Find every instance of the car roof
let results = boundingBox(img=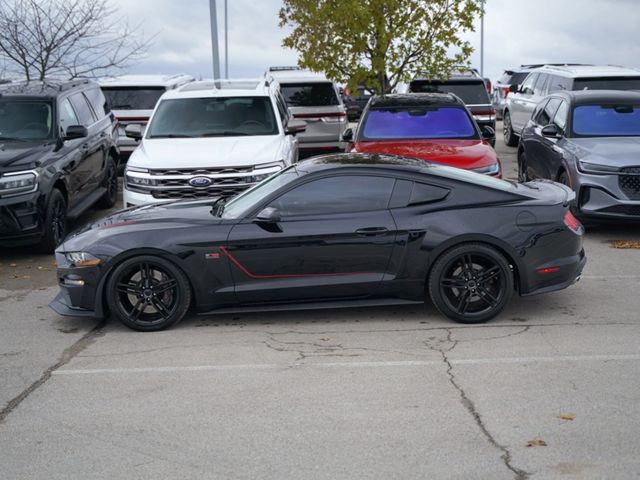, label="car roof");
[99,74,194,88]
[369,93,463,108]
[535,64,640,78]
[161,79,273,99]
[549,89,640,105]
[0,78,95,98]
[266,67,332,84]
